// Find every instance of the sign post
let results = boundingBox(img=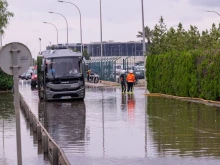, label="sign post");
[0,42,32,165]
